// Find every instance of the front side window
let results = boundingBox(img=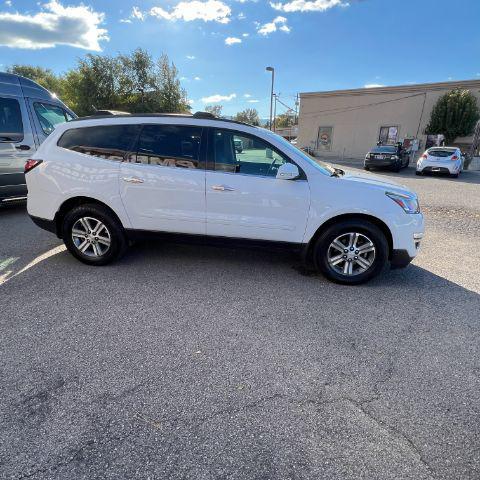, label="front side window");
[34,102,70,135]
[379,126,398,145]
[135,124,202,169]
[58,125,141,160]
[0,97,24,142]
[213,129,288,177]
